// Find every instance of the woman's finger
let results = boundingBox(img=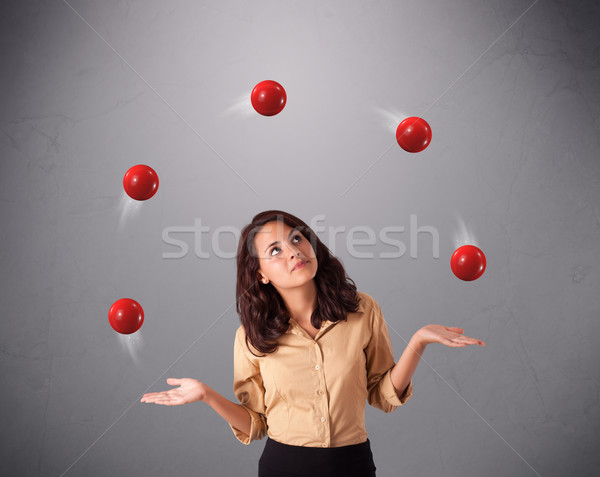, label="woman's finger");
[454,336,486,346]
[141,390,173,402]
[142,392,161,399]
[143,395,173,404]
[152,399,174,405]
[142,393,160,400]
[144,399,166,405]
[142,392,168,400]
[454,335,476,342]
[443,338,465,347]
[461,335,486,345]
